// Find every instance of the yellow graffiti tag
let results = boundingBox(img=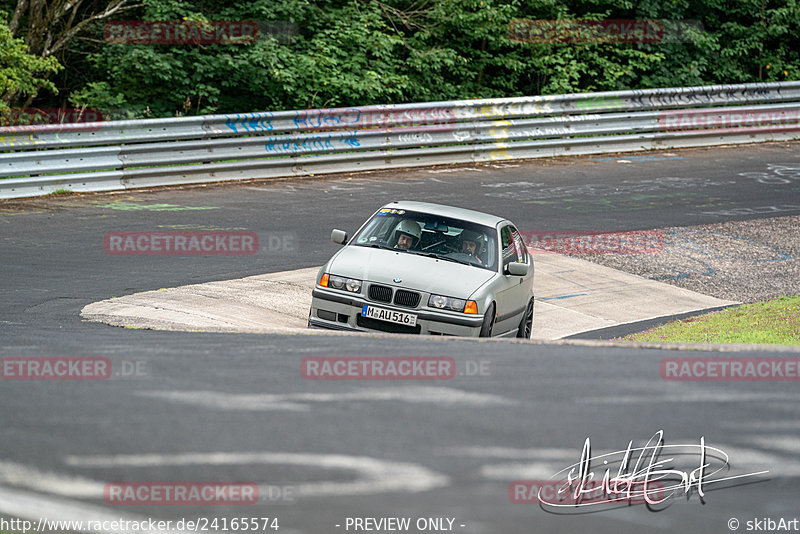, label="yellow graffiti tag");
[489,143,512,160]
[479,105,501,118]
[0,134,36,147]
[489,120,511,139]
